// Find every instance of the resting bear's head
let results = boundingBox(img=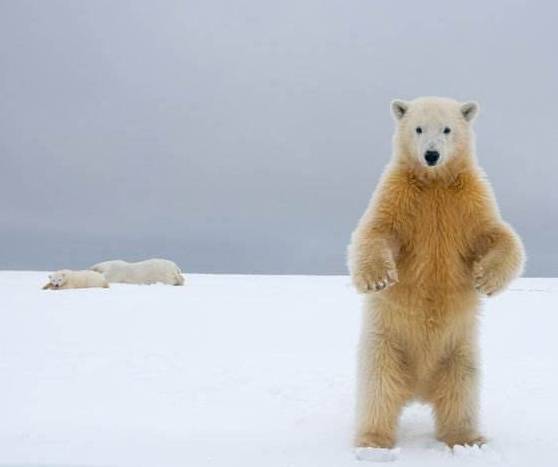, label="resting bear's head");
[390,97,479,171]
[49,270,68,288]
